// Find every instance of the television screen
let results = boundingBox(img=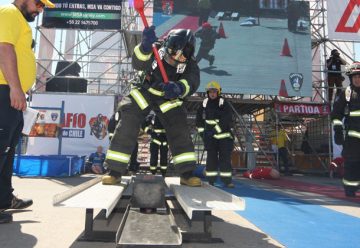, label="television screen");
[153,0,312,96]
